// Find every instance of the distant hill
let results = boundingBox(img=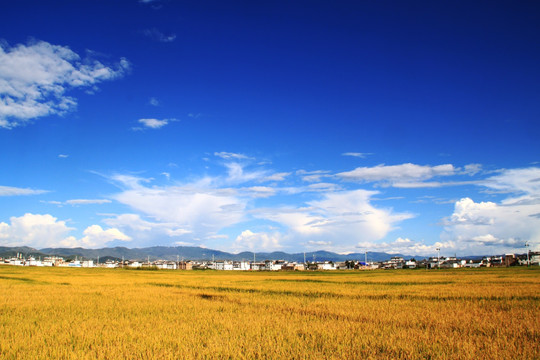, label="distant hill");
[1,245,411,262]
